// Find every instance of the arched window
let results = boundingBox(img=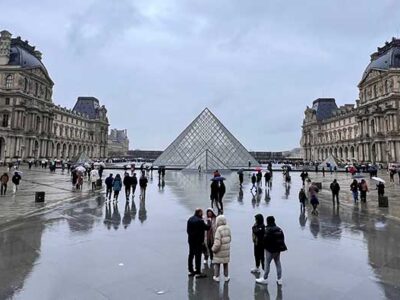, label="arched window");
[24,78,29,92]
[5,75,13,88]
